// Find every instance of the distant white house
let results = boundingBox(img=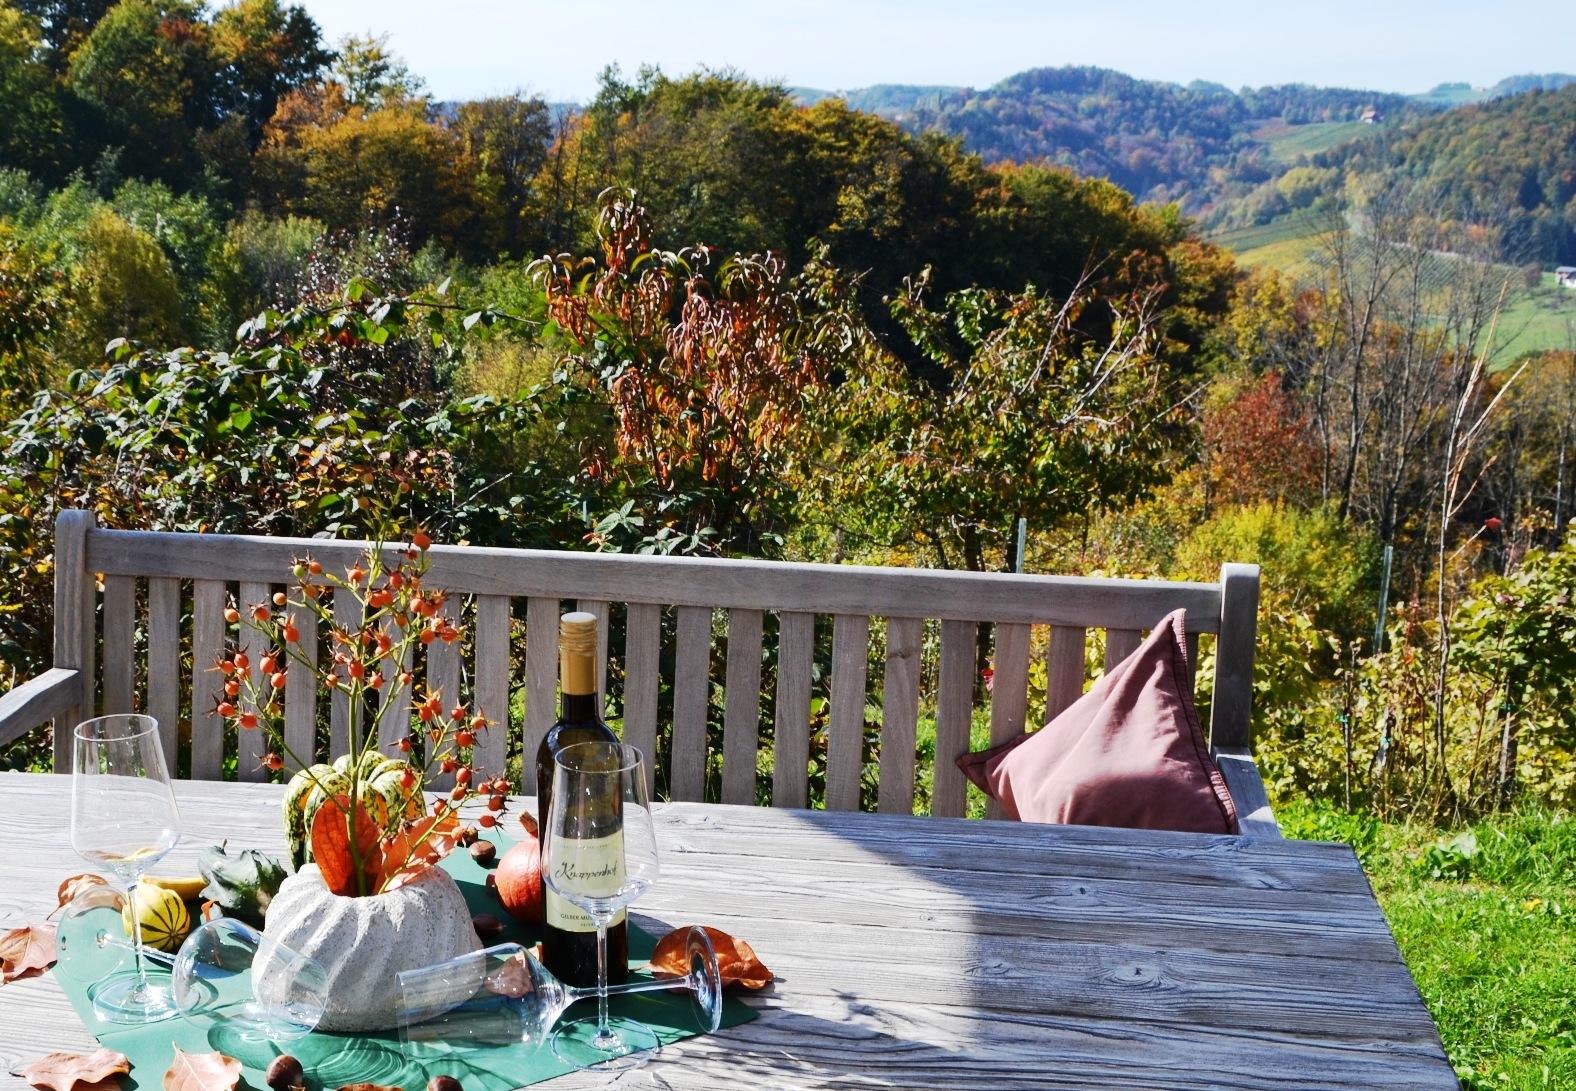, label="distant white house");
[1557,266,1576,289]
[1360,108,1382,124]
